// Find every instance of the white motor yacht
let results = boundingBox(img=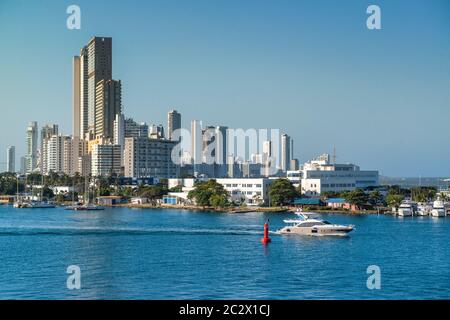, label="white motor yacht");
[416,202,432,216]
[431,200,446,217]
[397,200,414,217]
[277,210,354,236]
